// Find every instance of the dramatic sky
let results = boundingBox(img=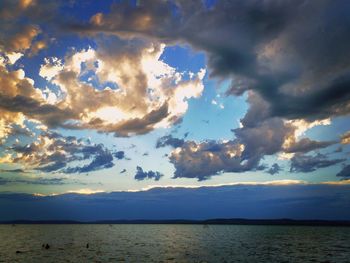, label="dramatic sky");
[0,0,350,219]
